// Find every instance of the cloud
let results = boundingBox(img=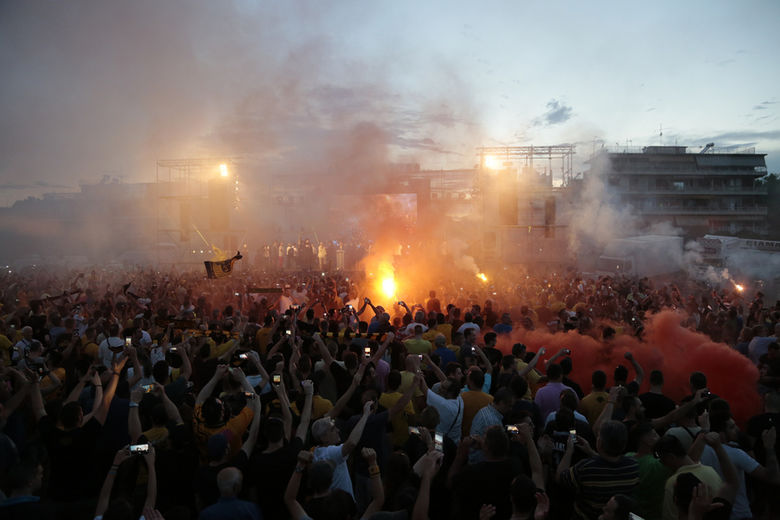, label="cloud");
[753,101,776,110]
[532,99,573,127]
